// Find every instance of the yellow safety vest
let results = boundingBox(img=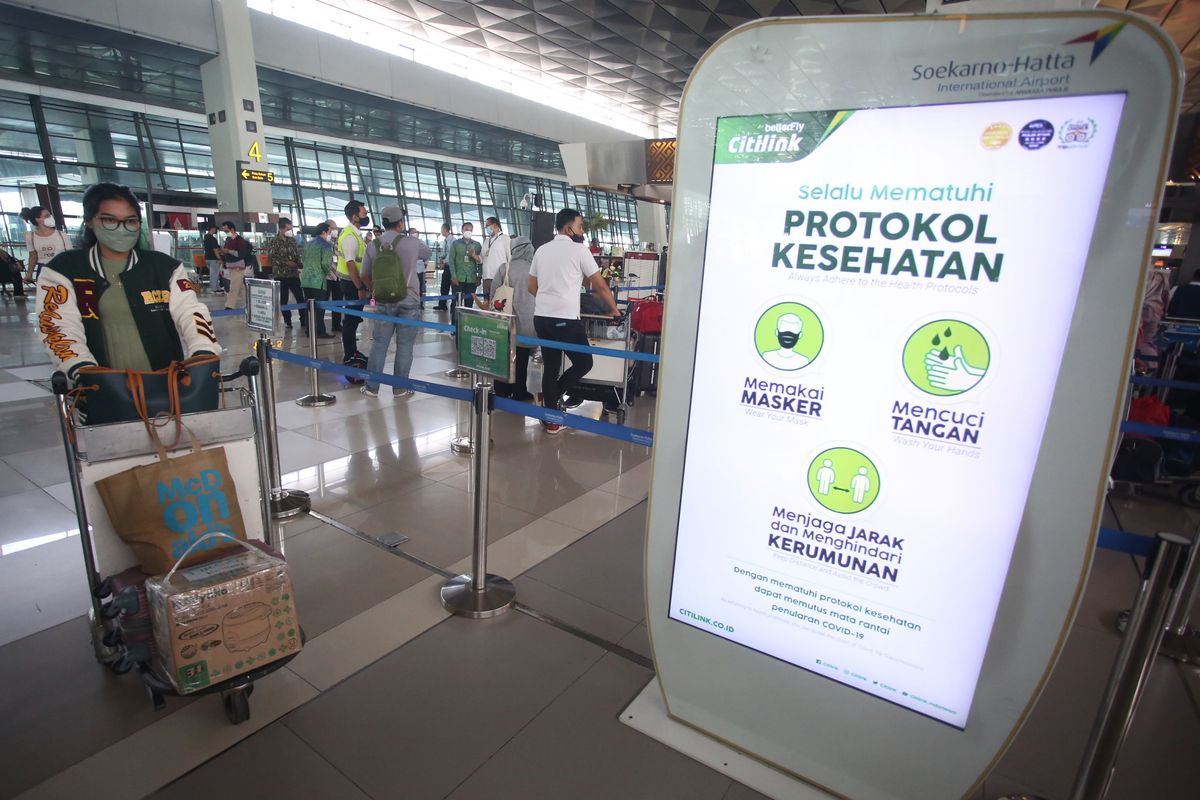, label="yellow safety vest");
[336,225,366,279]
